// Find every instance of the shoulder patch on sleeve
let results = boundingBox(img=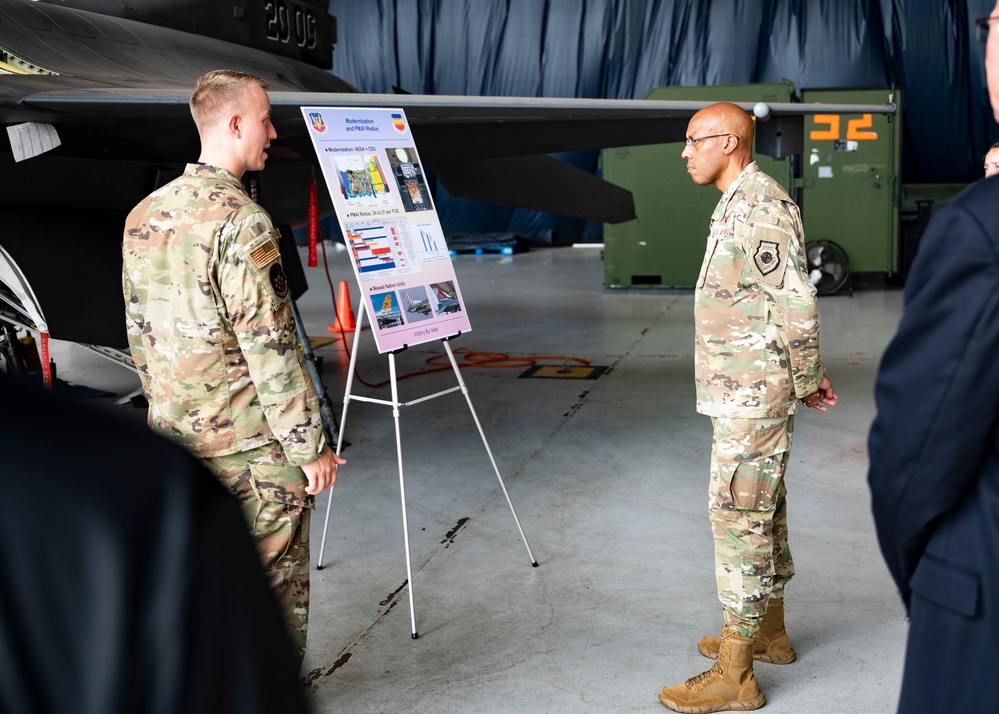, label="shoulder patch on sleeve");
[749,224,791,288]
[269,262,289,298]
